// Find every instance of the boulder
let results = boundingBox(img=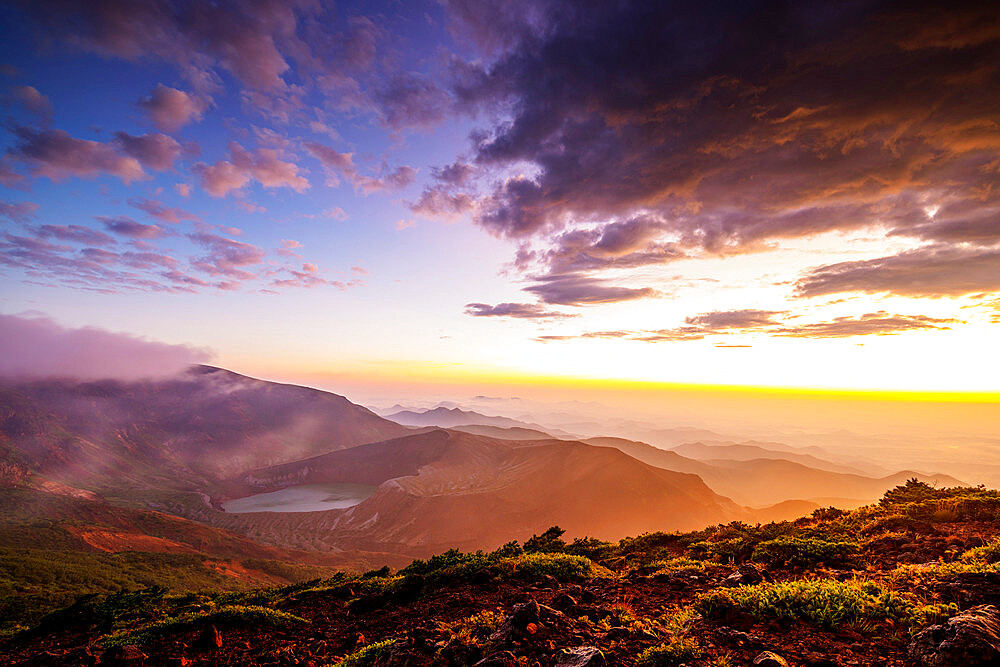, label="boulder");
[753,651,790,667]
[722,564,765,588]
[909,604,1000,666]
[100,645,147,665]
[555,646,606,666]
